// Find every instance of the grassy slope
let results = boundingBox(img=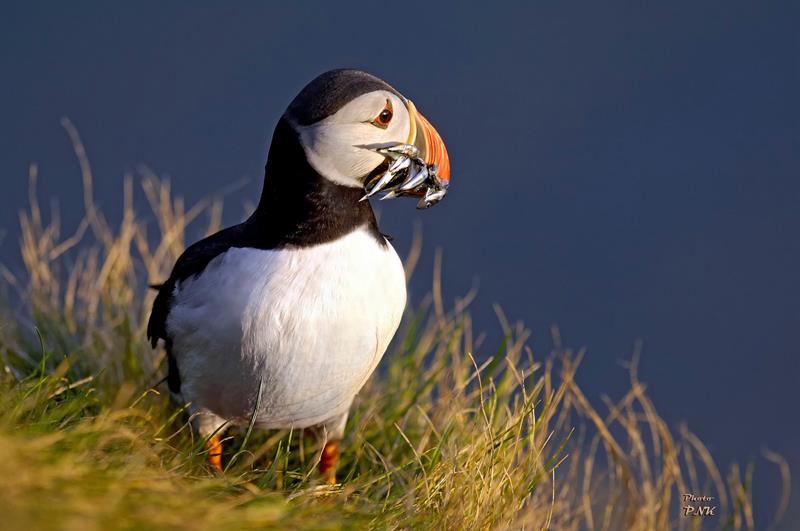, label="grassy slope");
[0,127,784,529]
